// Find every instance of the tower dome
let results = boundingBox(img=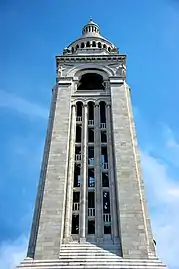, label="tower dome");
[82,18,100,36]
[63,18,119,55]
